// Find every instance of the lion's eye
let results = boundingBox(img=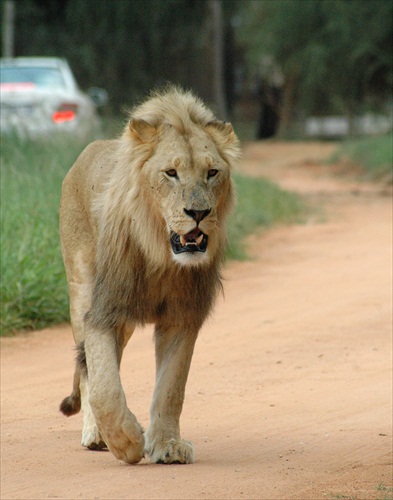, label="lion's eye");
[165,169,178,177]
[208,169,218,178]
